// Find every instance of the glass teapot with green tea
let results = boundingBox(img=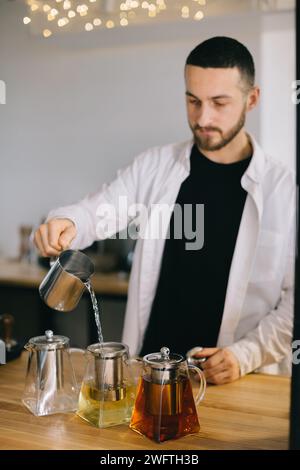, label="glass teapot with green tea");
[77,342,137,428]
